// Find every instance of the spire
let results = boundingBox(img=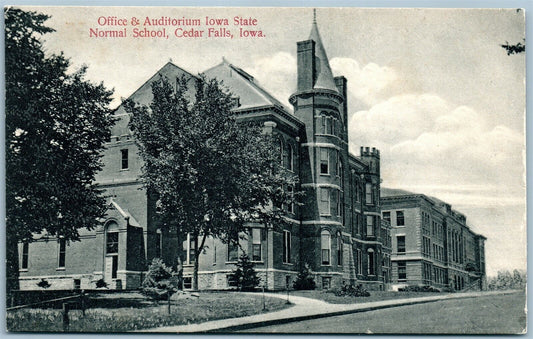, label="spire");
[309,10,338,93]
